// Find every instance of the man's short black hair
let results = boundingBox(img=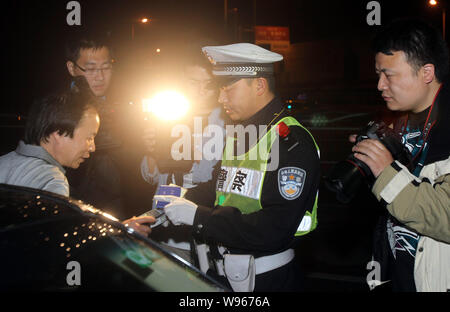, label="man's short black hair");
[24,91,97,146]
[372,18,450,82]
[65,31,113,63]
